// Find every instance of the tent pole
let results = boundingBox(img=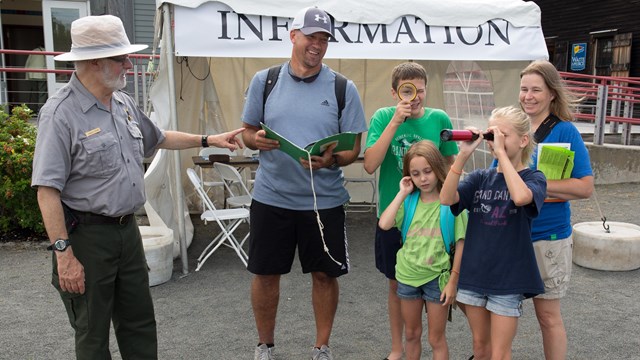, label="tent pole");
[163,3,189,275]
